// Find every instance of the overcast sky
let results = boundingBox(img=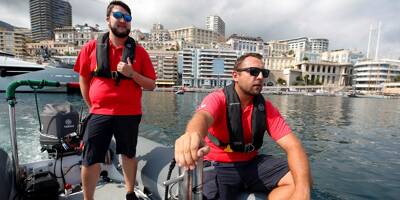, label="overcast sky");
[0,0,399,58]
